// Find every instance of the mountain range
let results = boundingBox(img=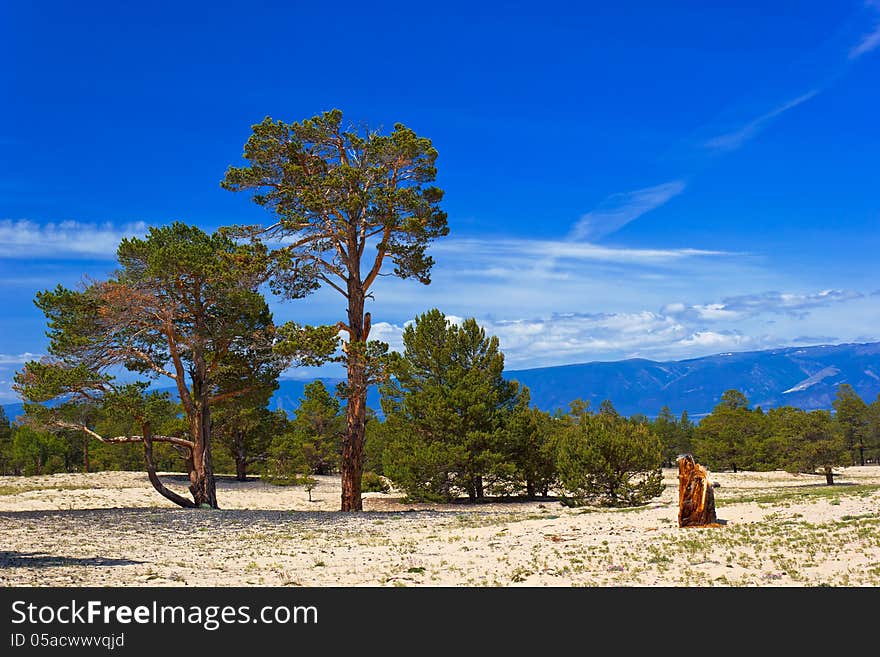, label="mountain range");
[504,341,880,418]
[4,341,879,423]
